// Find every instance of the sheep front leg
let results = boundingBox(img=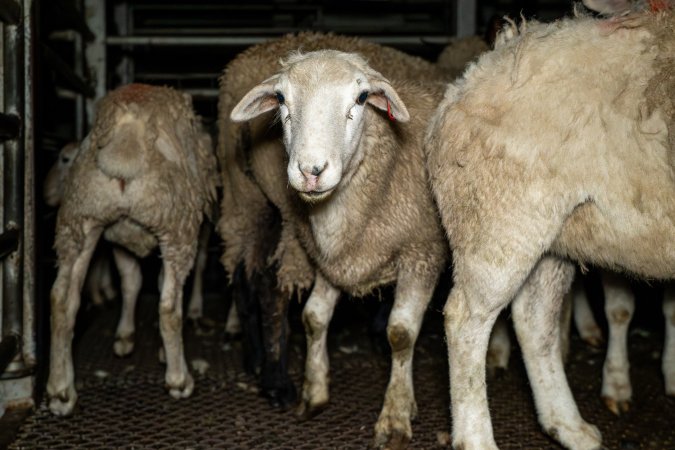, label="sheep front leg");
[158,251,194,399]
[512,257,601,450]
[372,268,438,450]
[112,248,142,357]
[663,285,675,396]
[297,273,340,419]
[573,275,604,347]
[600,272,634,415]
[187,224,211,320]
[257,271,297,408]
[47,223,102,416]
